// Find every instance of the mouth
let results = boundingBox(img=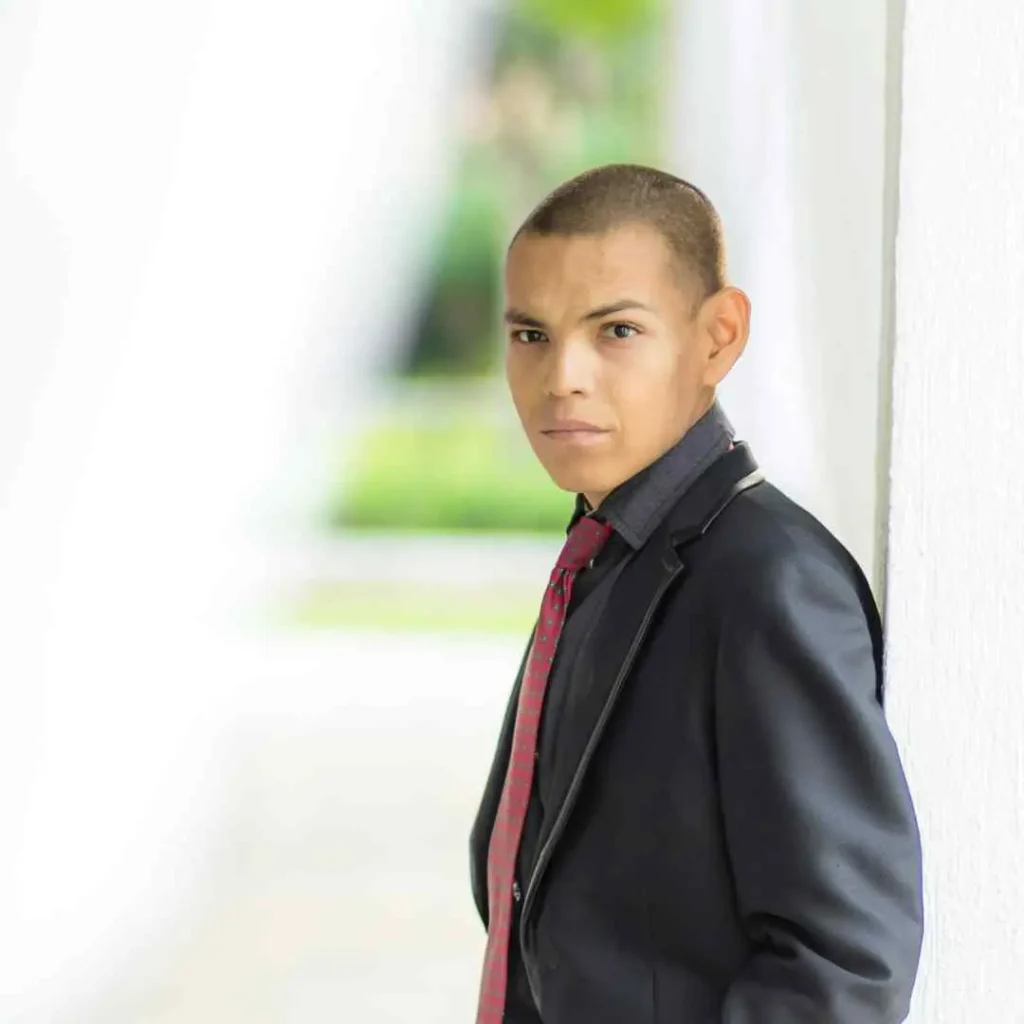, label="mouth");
[539,422,612,446]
